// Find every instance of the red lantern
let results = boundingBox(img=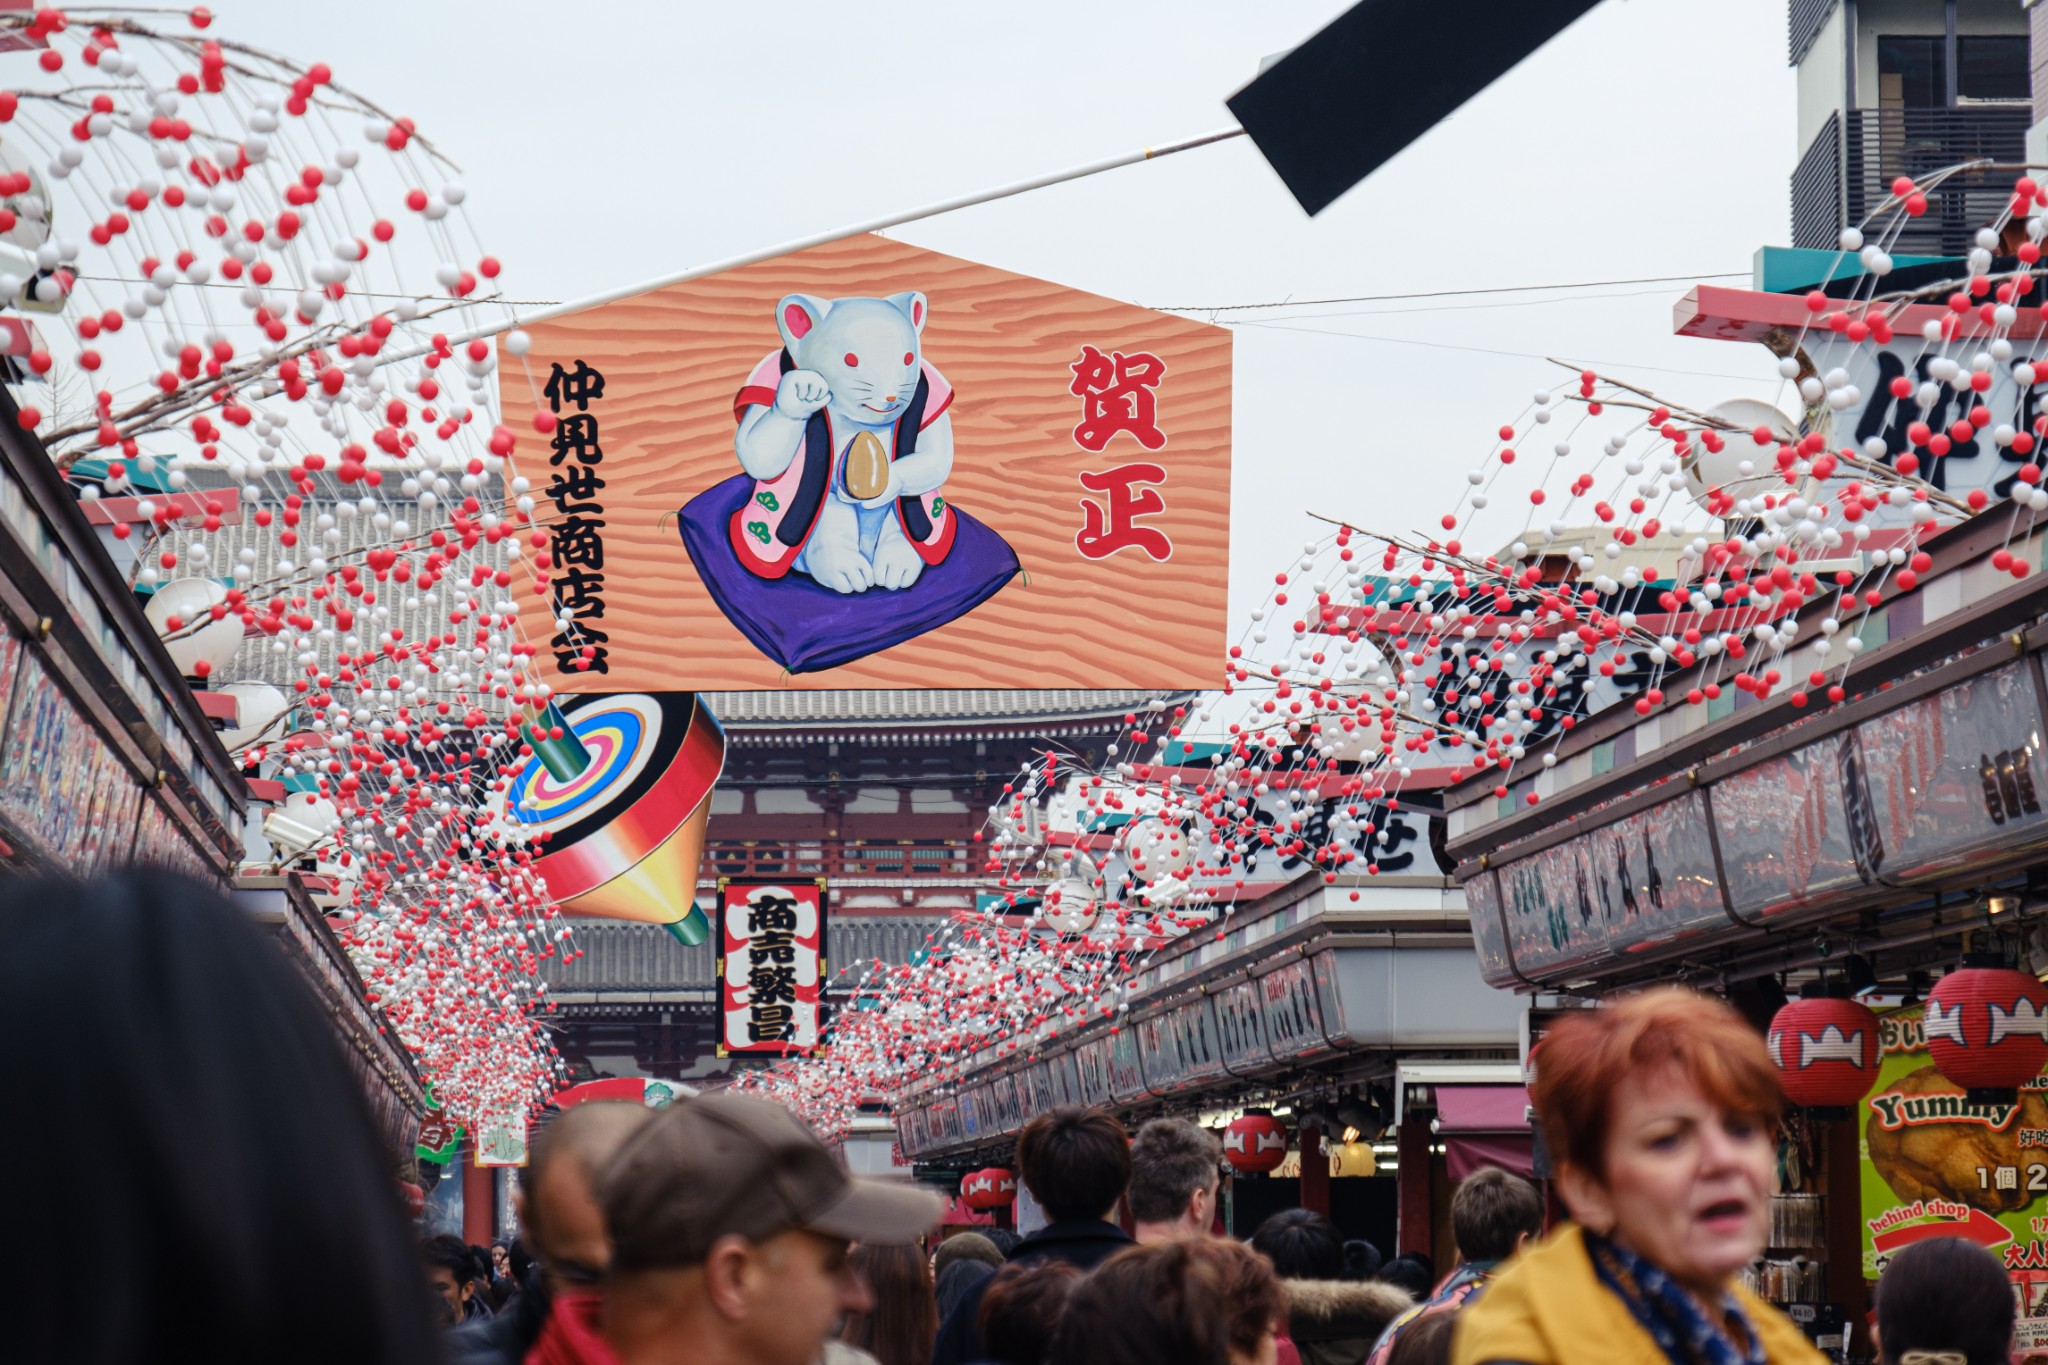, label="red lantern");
[1925,964,2048,1101]
[1766,996,1879,1109]
[395,1180,425,1219]
[961,1166,1017,1211]
[1223,1113,1289,1174]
